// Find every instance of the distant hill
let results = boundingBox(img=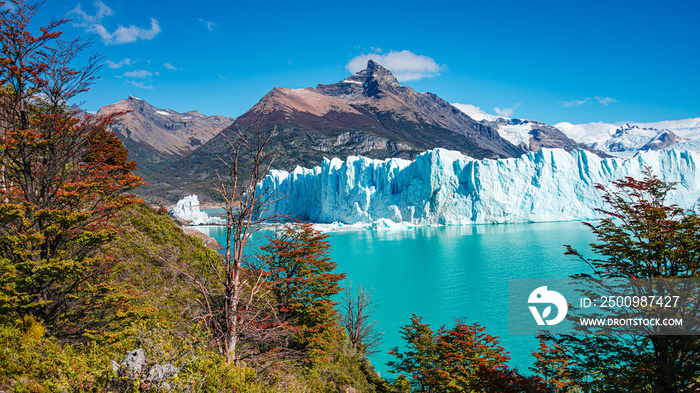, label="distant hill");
[97,96,233,180]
